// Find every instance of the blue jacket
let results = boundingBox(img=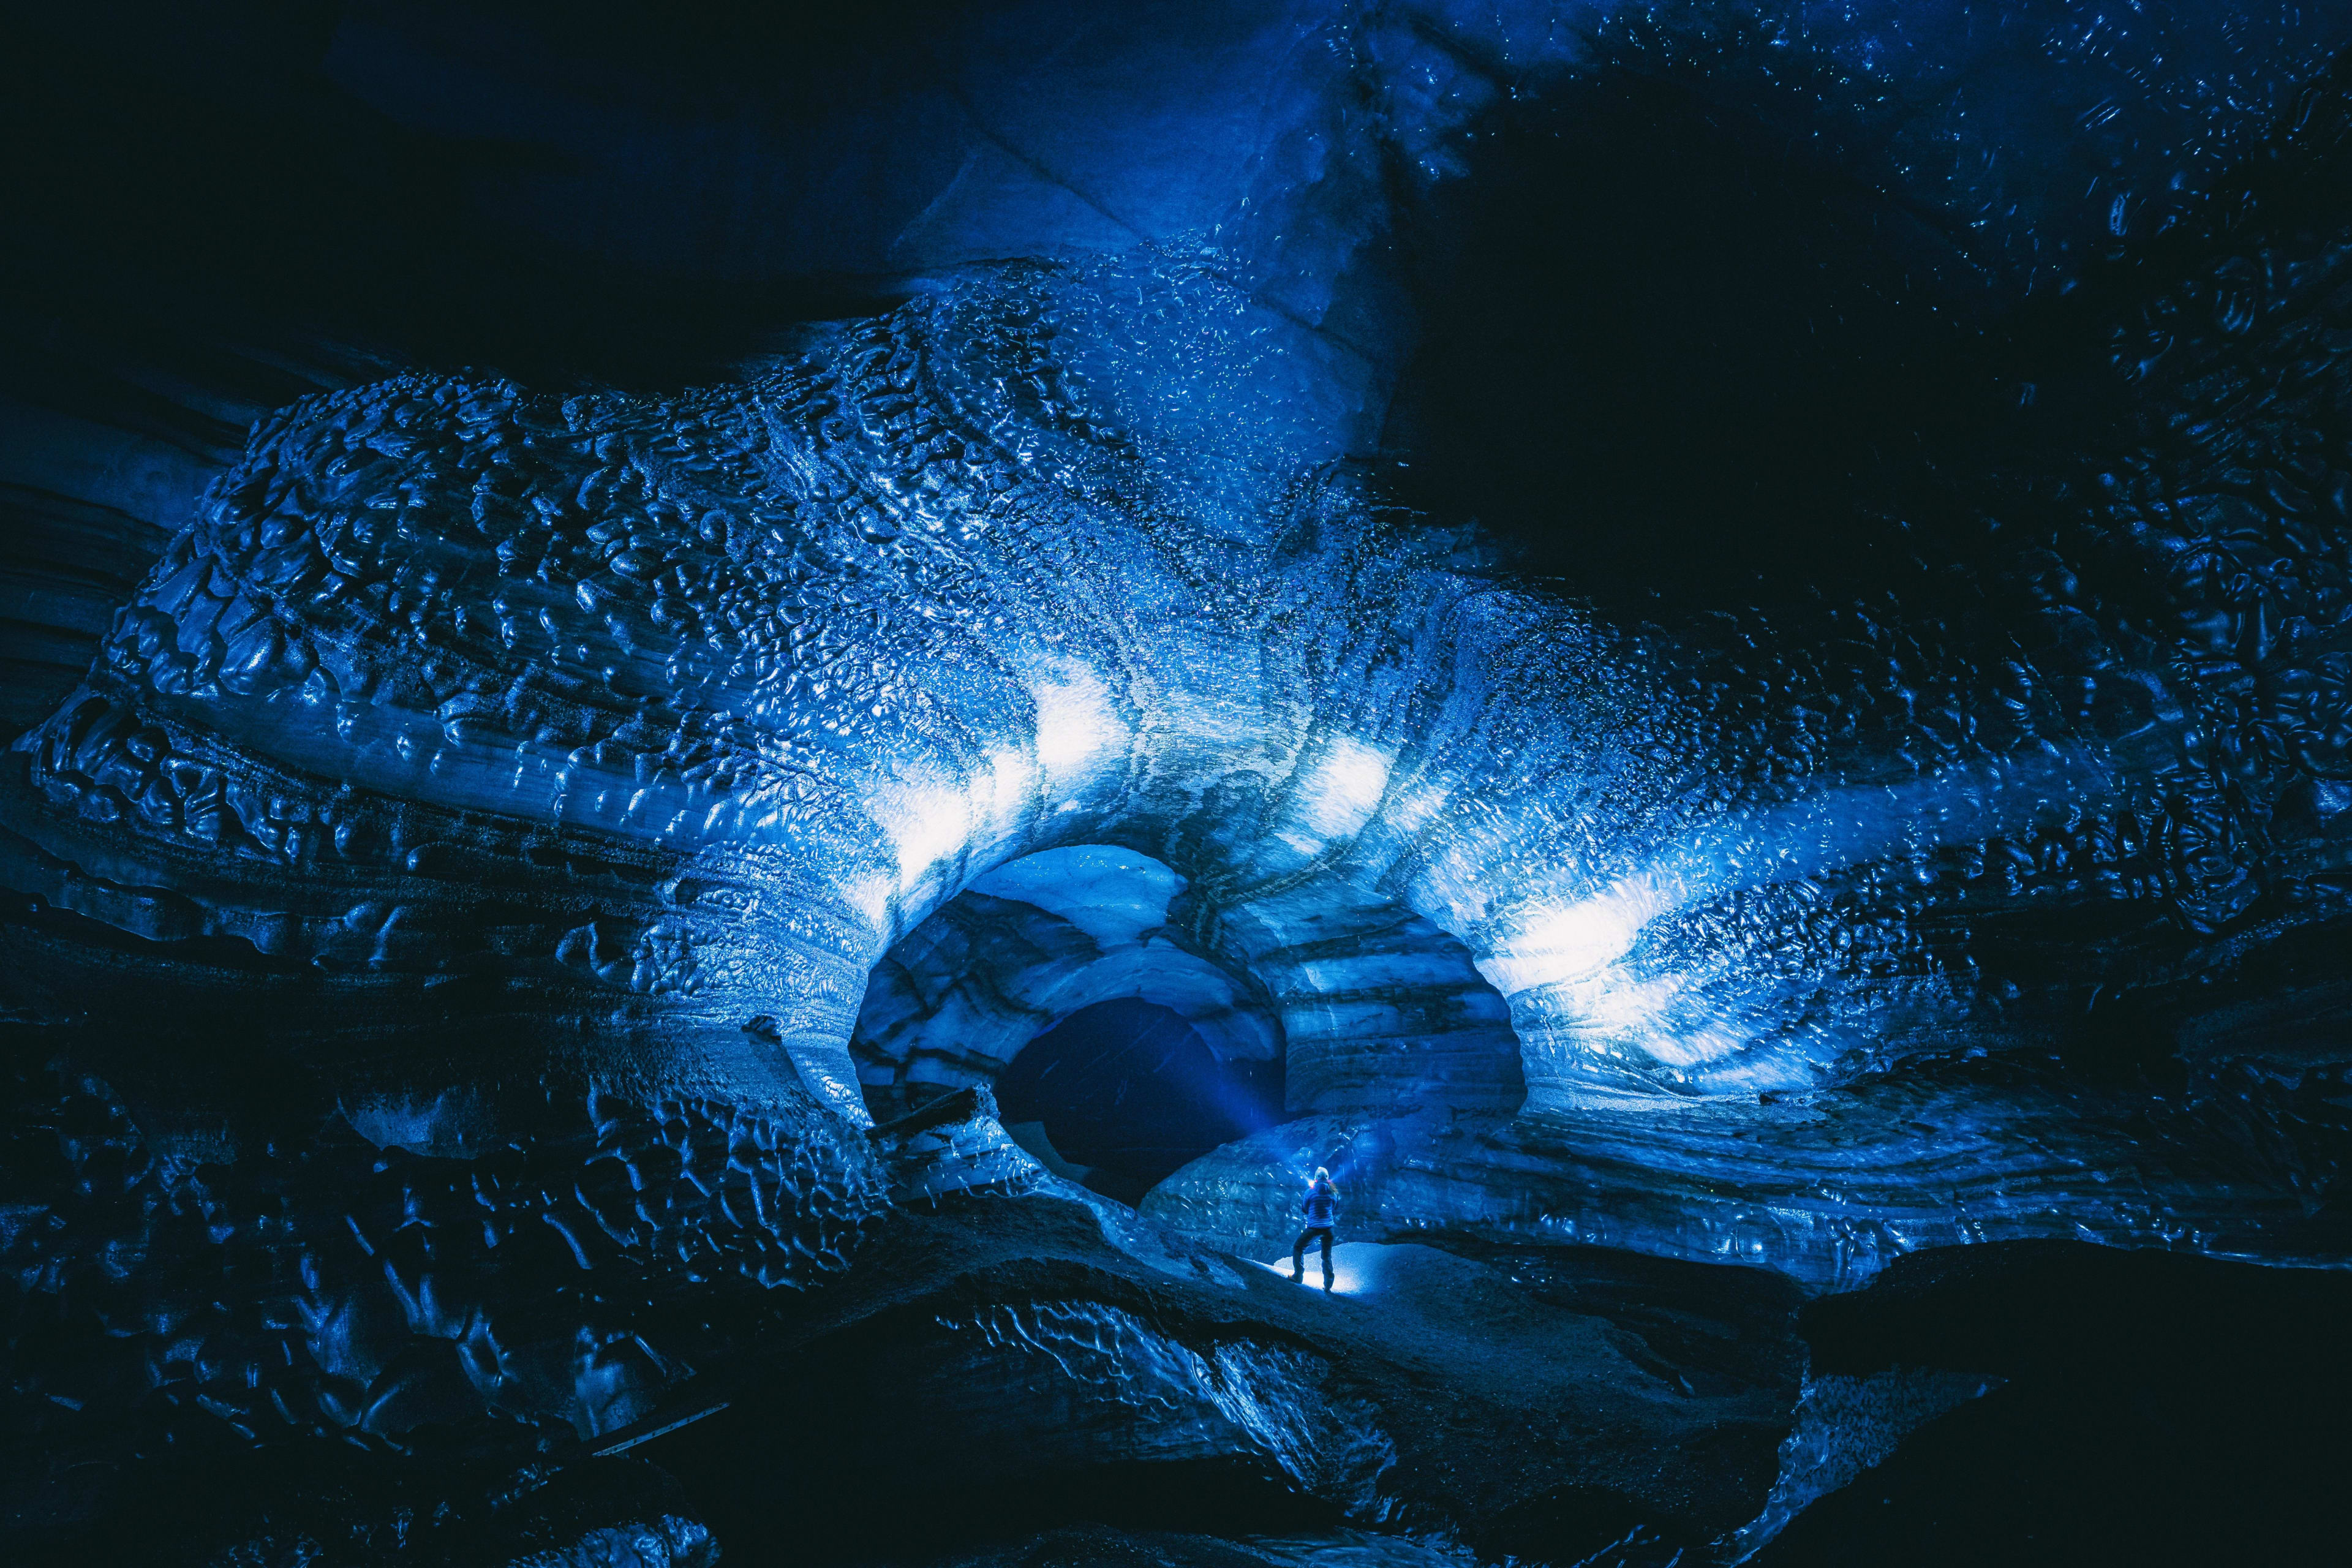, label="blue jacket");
[1301,1181,1338,1229]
